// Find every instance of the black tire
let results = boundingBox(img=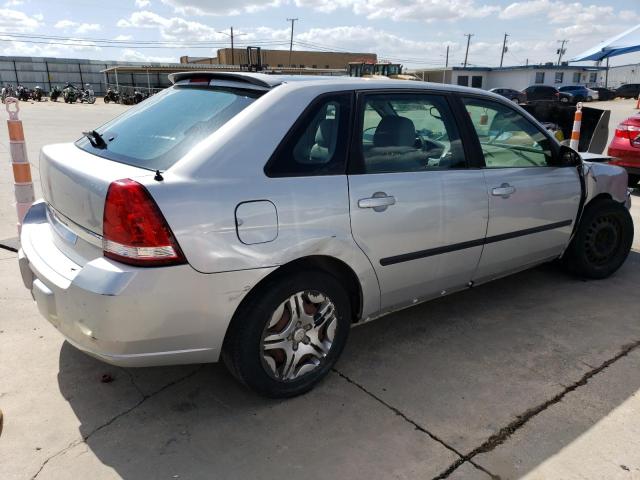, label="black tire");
[563,199,633,279]
[222,270,351,398]
[104,97,109,104]
[629,174,639,188]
